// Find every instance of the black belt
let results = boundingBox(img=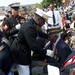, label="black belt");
[48,24,59,27]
